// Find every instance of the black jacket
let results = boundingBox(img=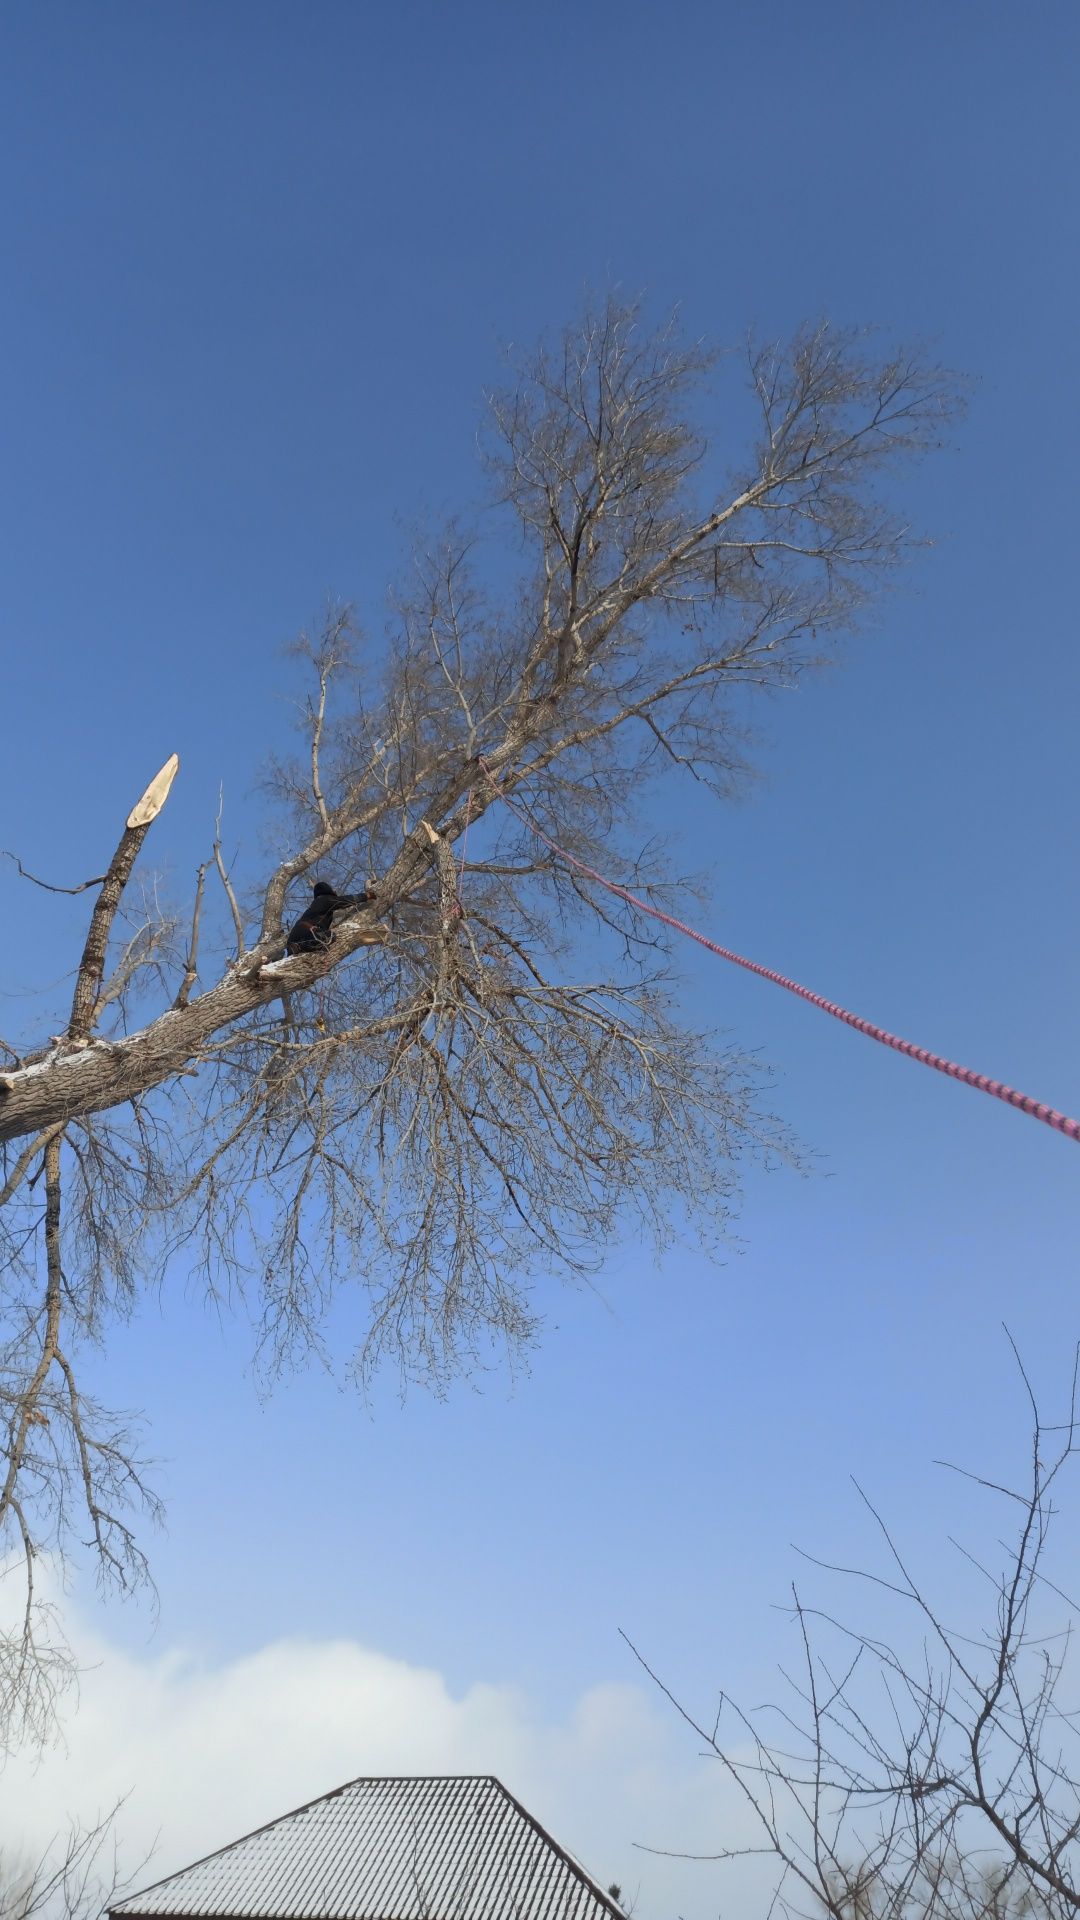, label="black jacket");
[286,882,374,956]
